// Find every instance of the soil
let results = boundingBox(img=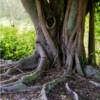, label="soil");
[0,63,100,100]
[48,75,100,100]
